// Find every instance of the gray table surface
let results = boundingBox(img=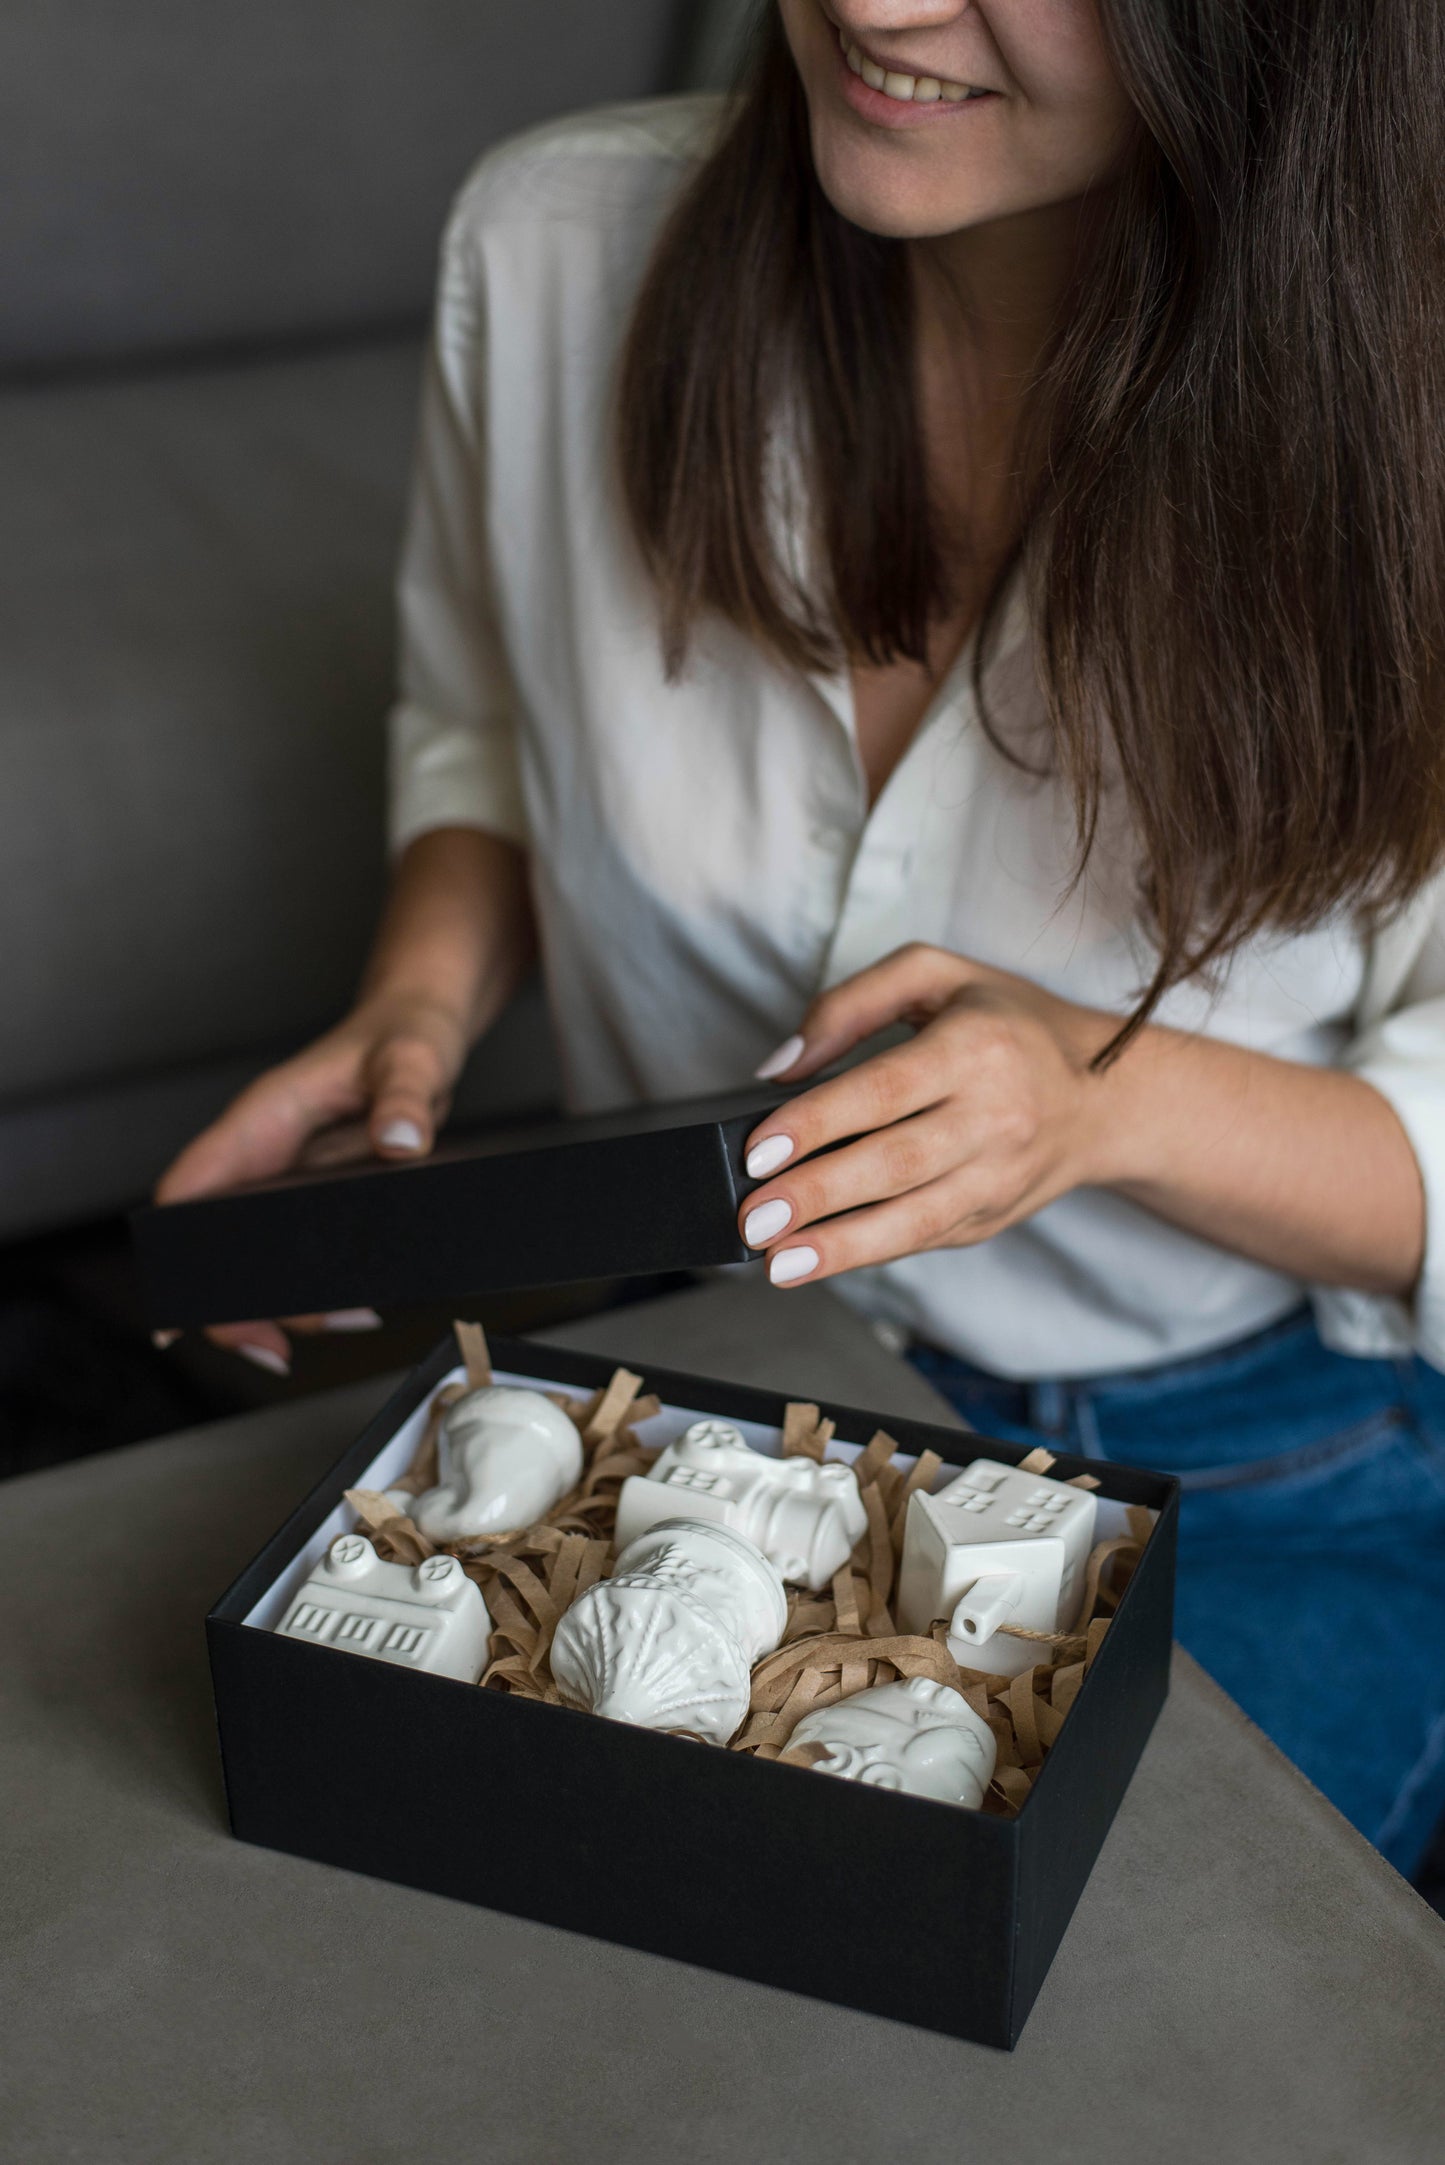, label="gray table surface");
[5,1275,1445,2164]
